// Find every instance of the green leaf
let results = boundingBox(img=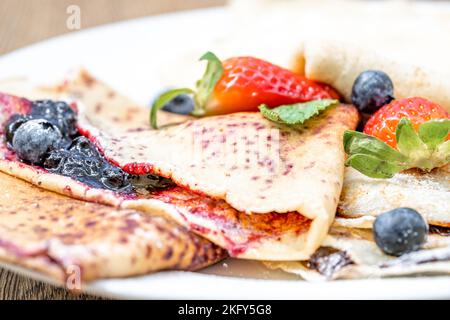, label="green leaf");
[434,140,450,167]
[396,118,433,168]
[345,154,408,179]
[192,51,224,116]
[343,118,450,178]
[258,104,280,122]
[150,88,193,129]
[419,119,450,151]
[259,99,338,125]
[343,130,407,163]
